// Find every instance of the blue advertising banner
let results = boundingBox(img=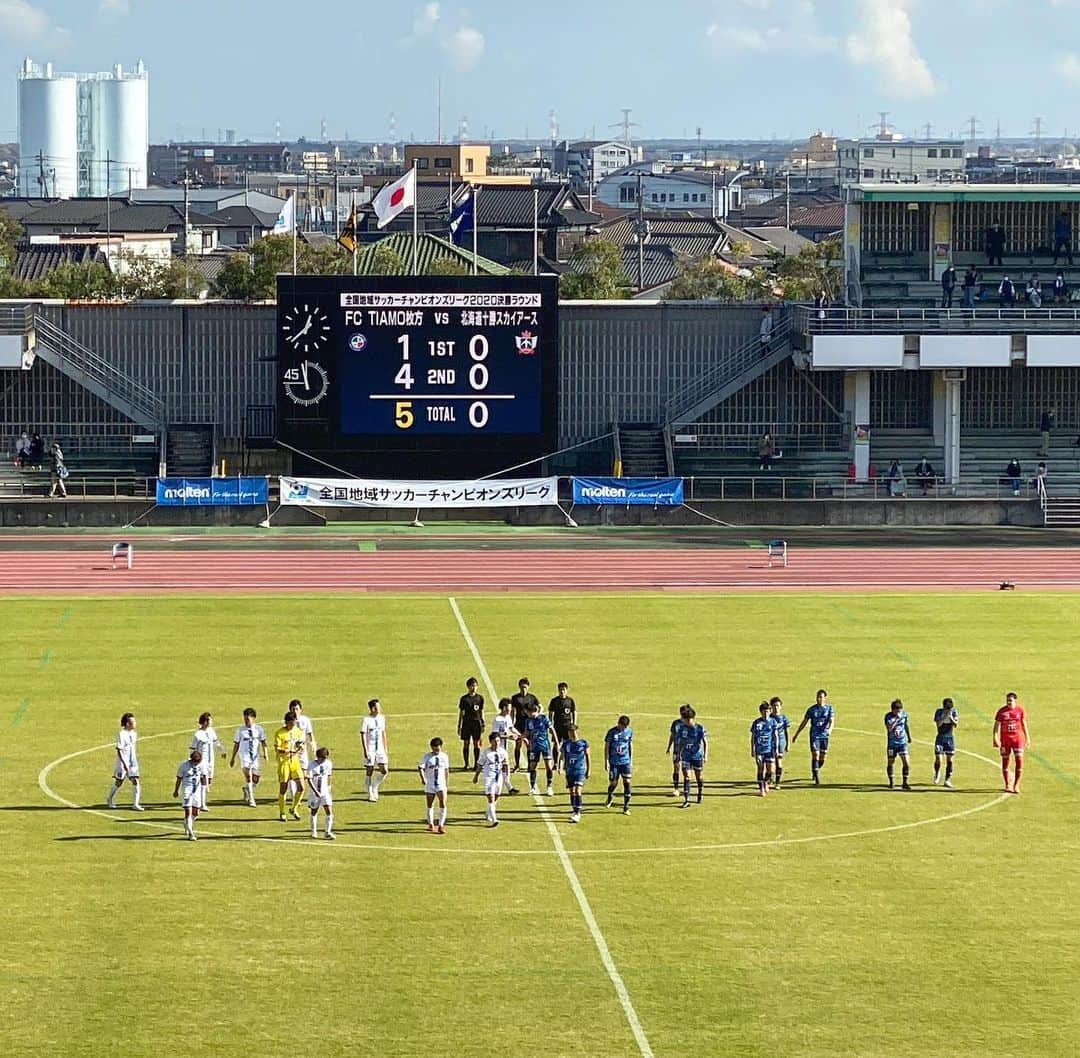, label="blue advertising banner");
[156,477,269,507]
[572,477,684,506]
